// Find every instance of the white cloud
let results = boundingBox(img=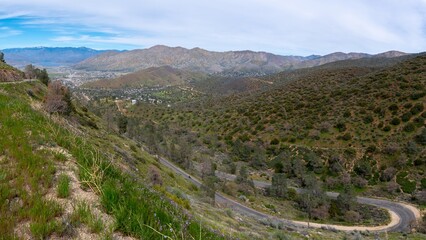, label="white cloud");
[0,0,425,54]
[0,27,22,38]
